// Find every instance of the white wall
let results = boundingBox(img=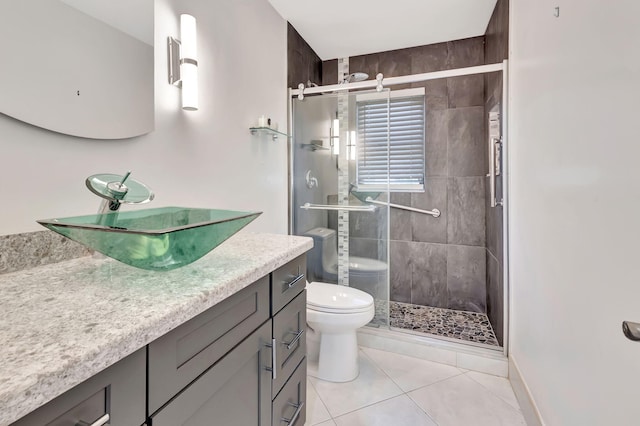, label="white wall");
[0,0,288,236]
[509,0,640,424]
